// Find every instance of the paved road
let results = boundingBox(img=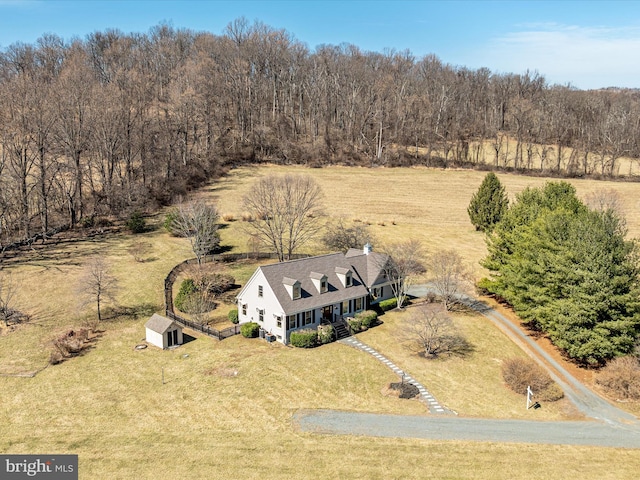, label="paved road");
[294,409,640,448]
[294,288,640,447]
